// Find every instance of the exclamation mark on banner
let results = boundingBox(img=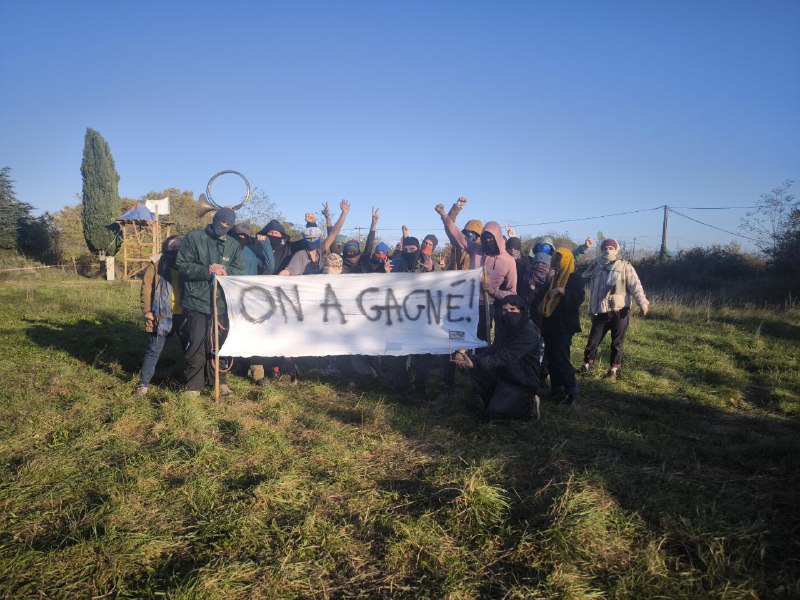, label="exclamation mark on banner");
[468,279,475,322]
